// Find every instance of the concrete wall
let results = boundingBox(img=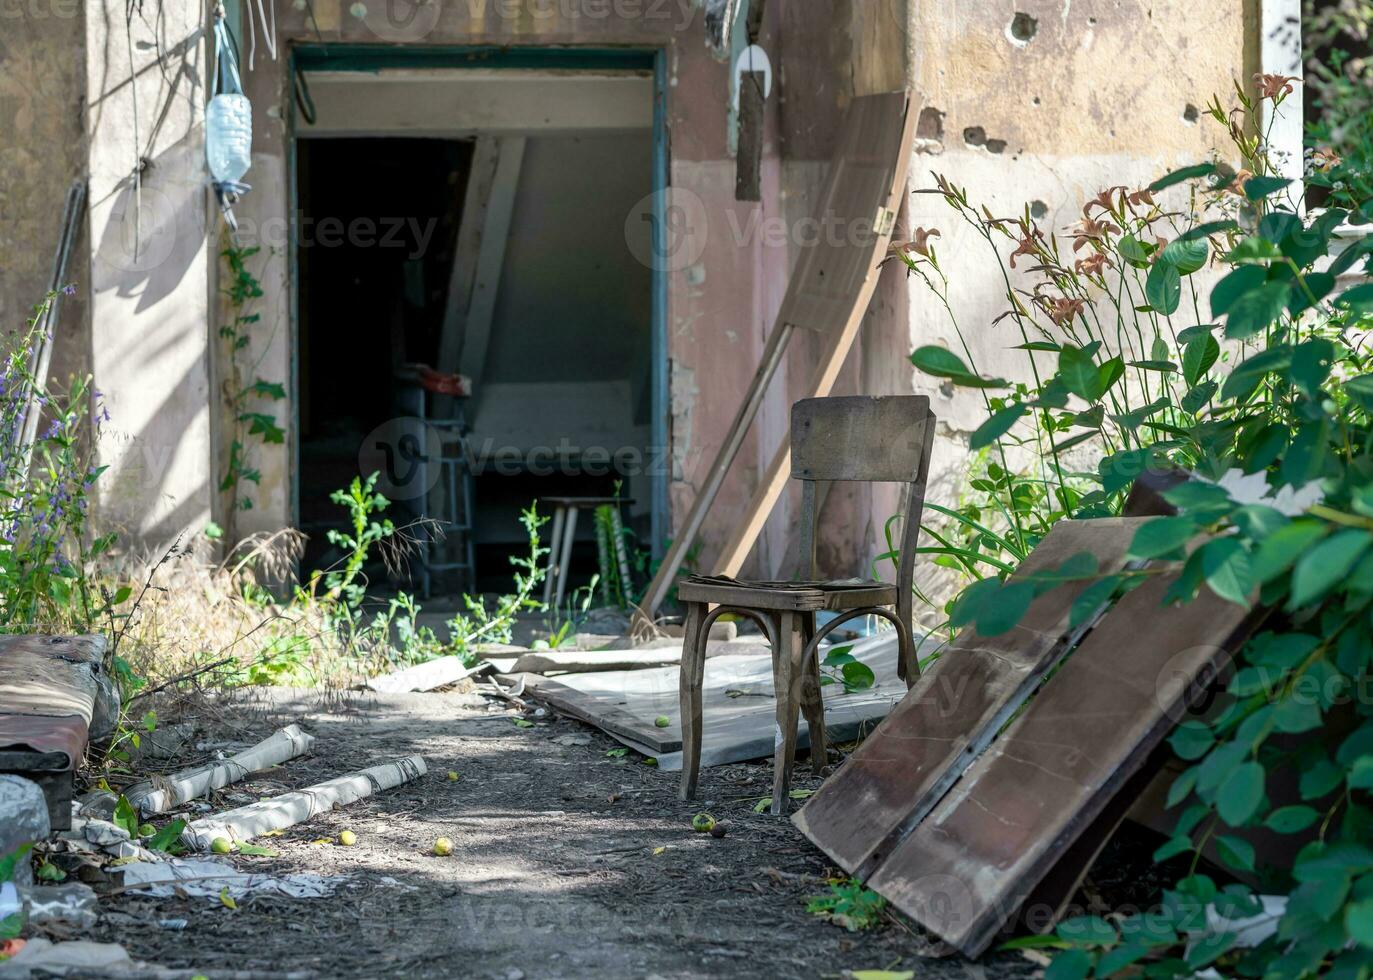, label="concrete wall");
[0,0,1267,595]
[0,2,89,392]
[84,1,213,545]
[901,1,1259,605]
